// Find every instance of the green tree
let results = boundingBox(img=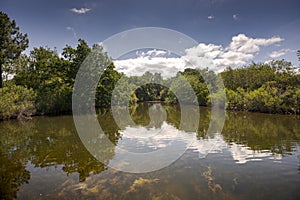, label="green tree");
[14,47,73,114]
[134,72,165,102]
[14,47,61,89]
[176,68,215,106]
[221,63,276,91]
[0,12,28,88]
[221,61,300,114]
[62,39,91,85]
[96,62,122,107]
[248,81,283,113]
[0,84,36,120]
